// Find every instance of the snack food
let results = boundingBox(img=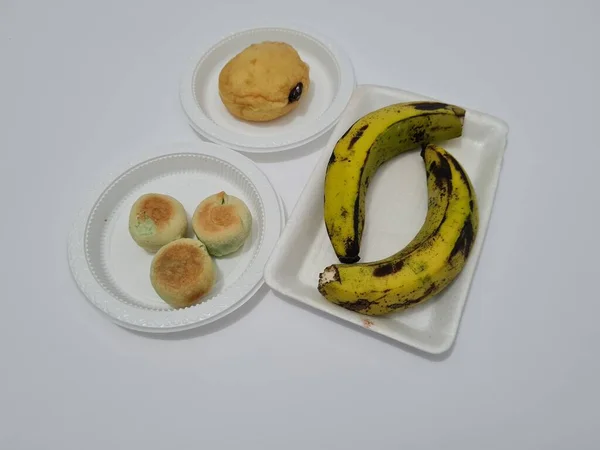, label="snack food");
[323,101,466,263]
[218,41,310,122]
[128,193,188,252]
[150,238,215,308]
[318,144,478,316]
[192,191,252,256]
